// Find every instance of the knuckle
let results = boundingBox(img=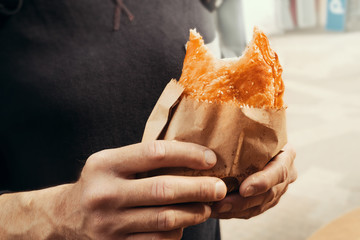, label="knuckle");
[280,164,289,183]
[152,179,175,202]
[198,181,213,200]
[270,188,277,200]
[291,168,298,183]
[157,209,177,230]
[146,141,166,162]
[85,150,108,173]
[264,188,276,204]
